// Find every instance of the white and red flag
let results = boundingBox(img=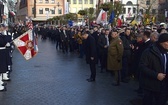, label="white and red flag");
[96,9,106,24]
[13,30,38,60]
